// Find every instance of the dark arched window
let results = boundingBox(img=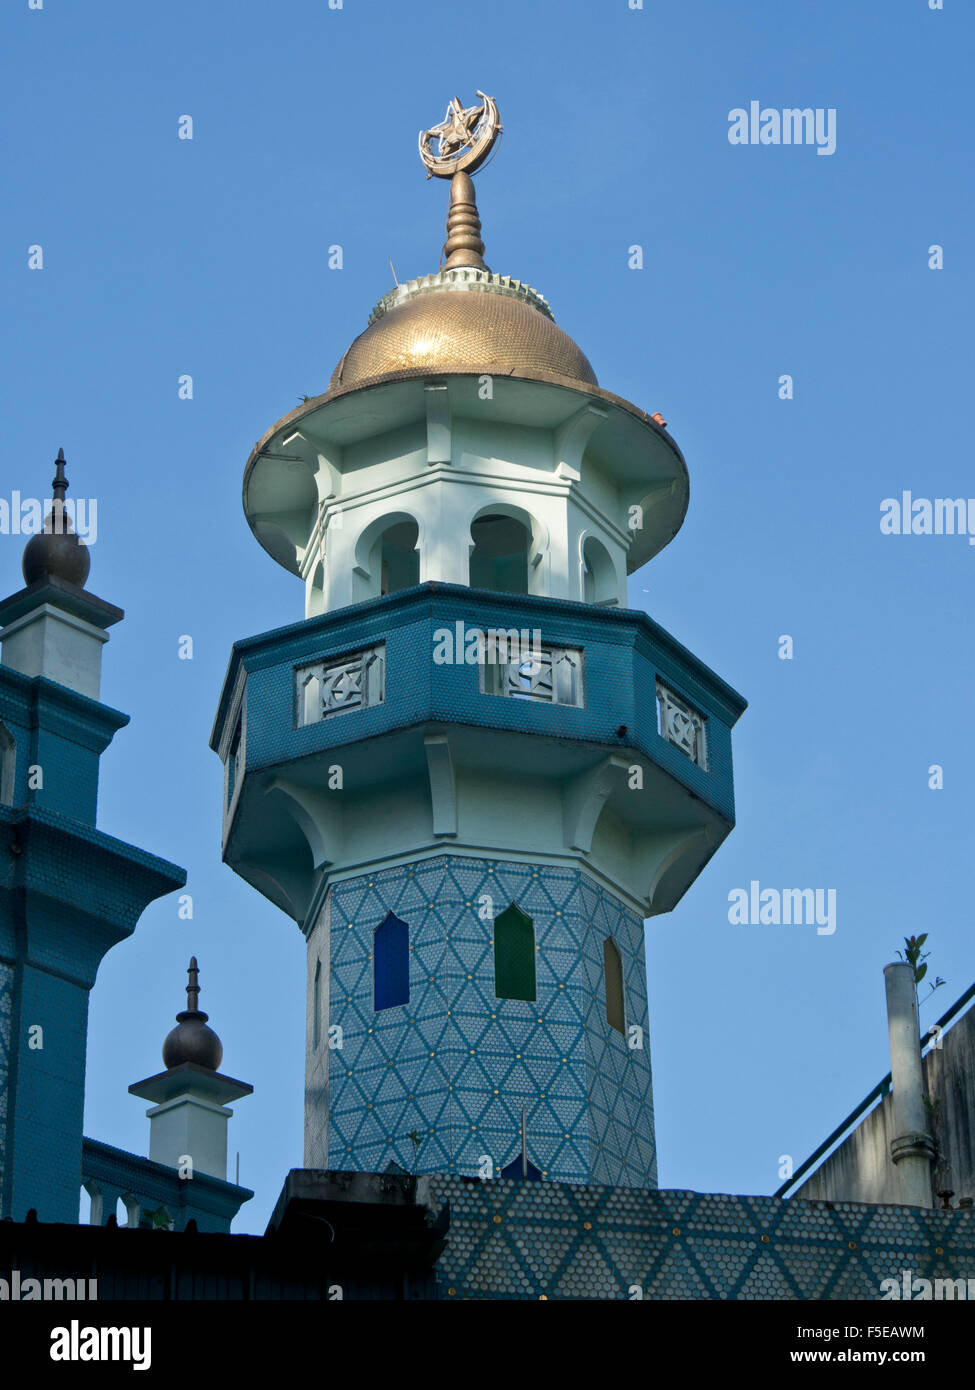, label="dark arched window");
[604,937,625,1034]
[469,514,530,595]
[312,959,322,1049]
[374,912,410,1010]
[494,904,536,1001]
